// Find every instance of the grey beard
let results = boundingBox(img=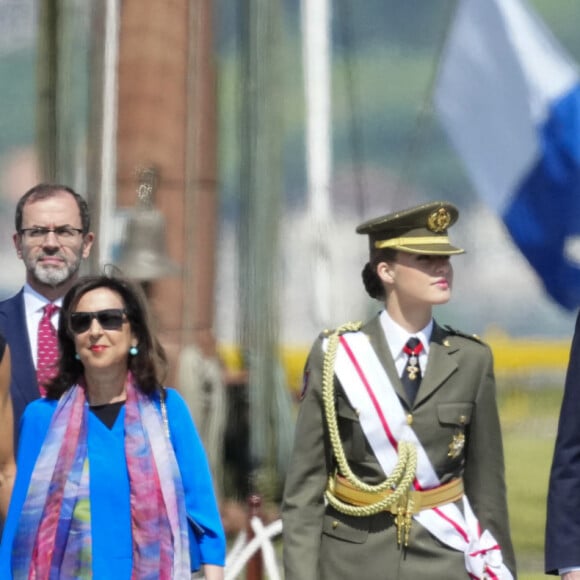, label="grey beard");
[33,261,80,287]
